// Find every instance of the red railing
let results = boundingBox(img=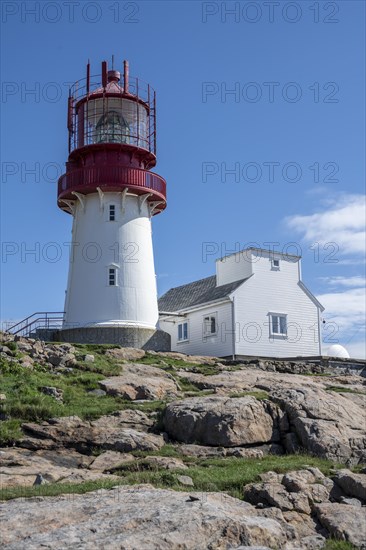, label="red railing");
[58,166,166,203]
